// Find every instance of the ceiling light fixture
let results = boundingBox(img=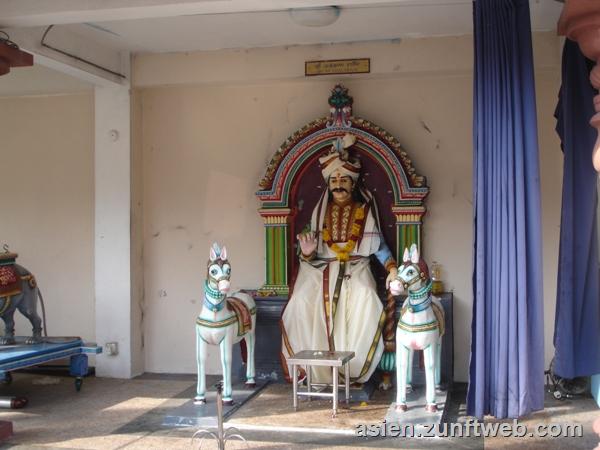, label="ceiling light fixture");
[289,6,340,27]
